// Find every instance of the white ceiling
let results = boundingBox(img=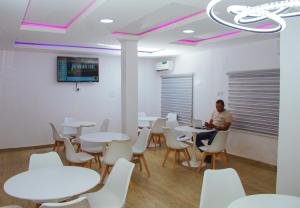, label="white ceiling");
[0,0,282,57]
